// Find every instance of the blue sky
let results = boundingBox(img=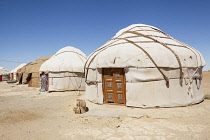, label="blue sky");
[0,0,209,71]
